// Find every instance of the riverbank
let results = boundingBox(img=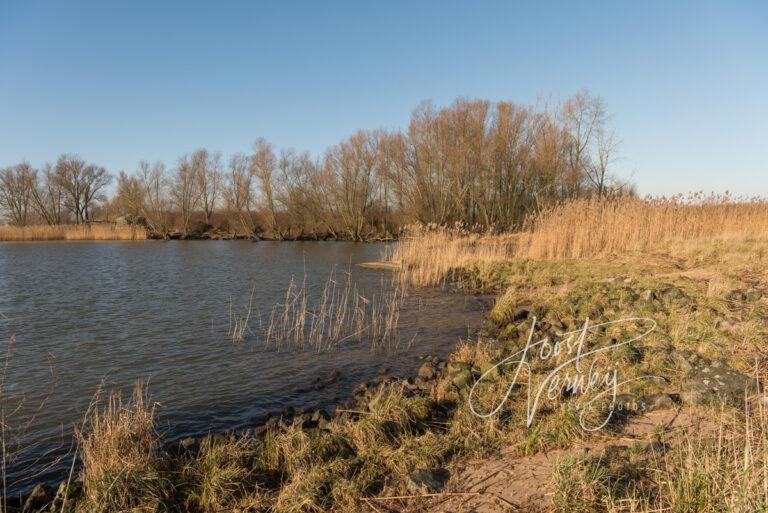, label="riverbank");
[0,223,398,242]
[11,234,768,512]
